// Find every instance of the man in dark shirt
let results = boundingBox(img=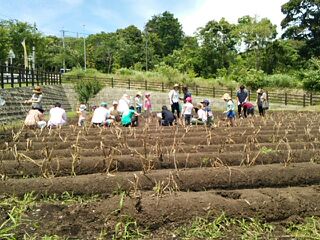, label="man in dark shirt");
[160,105,175,126]
[236,85,249,118]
